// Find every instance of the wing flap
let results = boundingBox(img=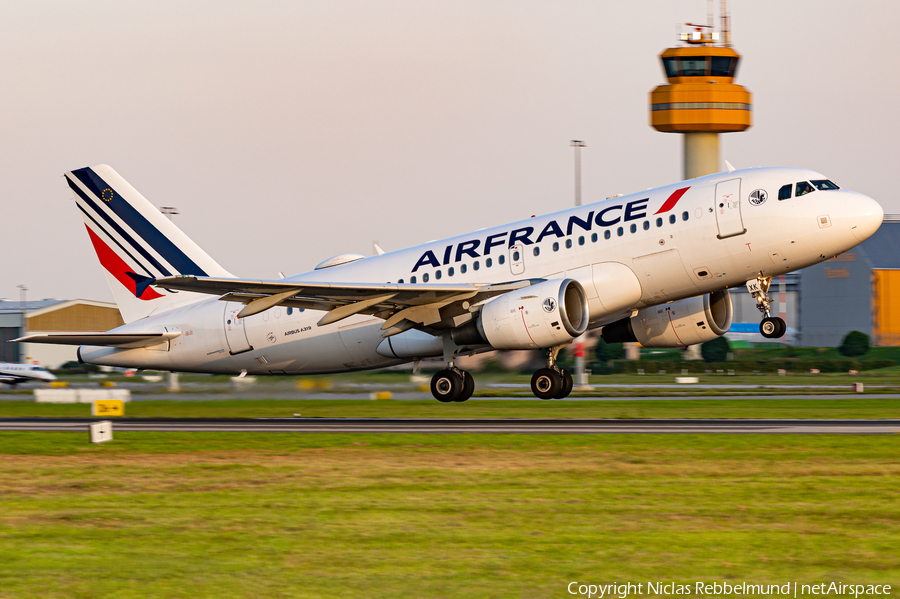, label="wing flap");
[154,275,544,332]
